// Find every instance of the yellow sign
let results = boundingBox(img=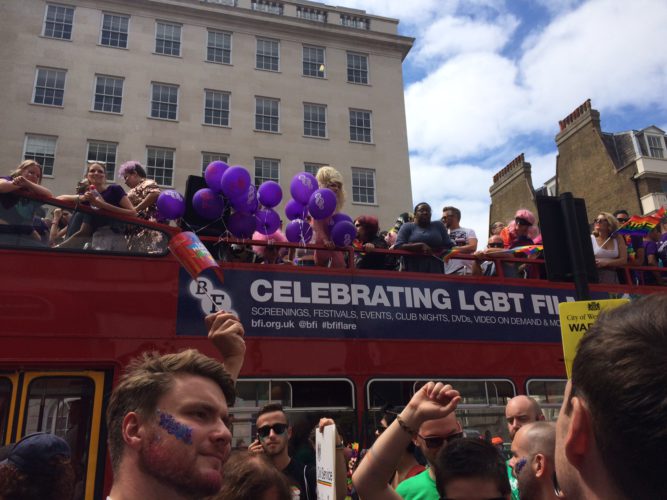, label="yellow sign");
[558,298,629,378]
